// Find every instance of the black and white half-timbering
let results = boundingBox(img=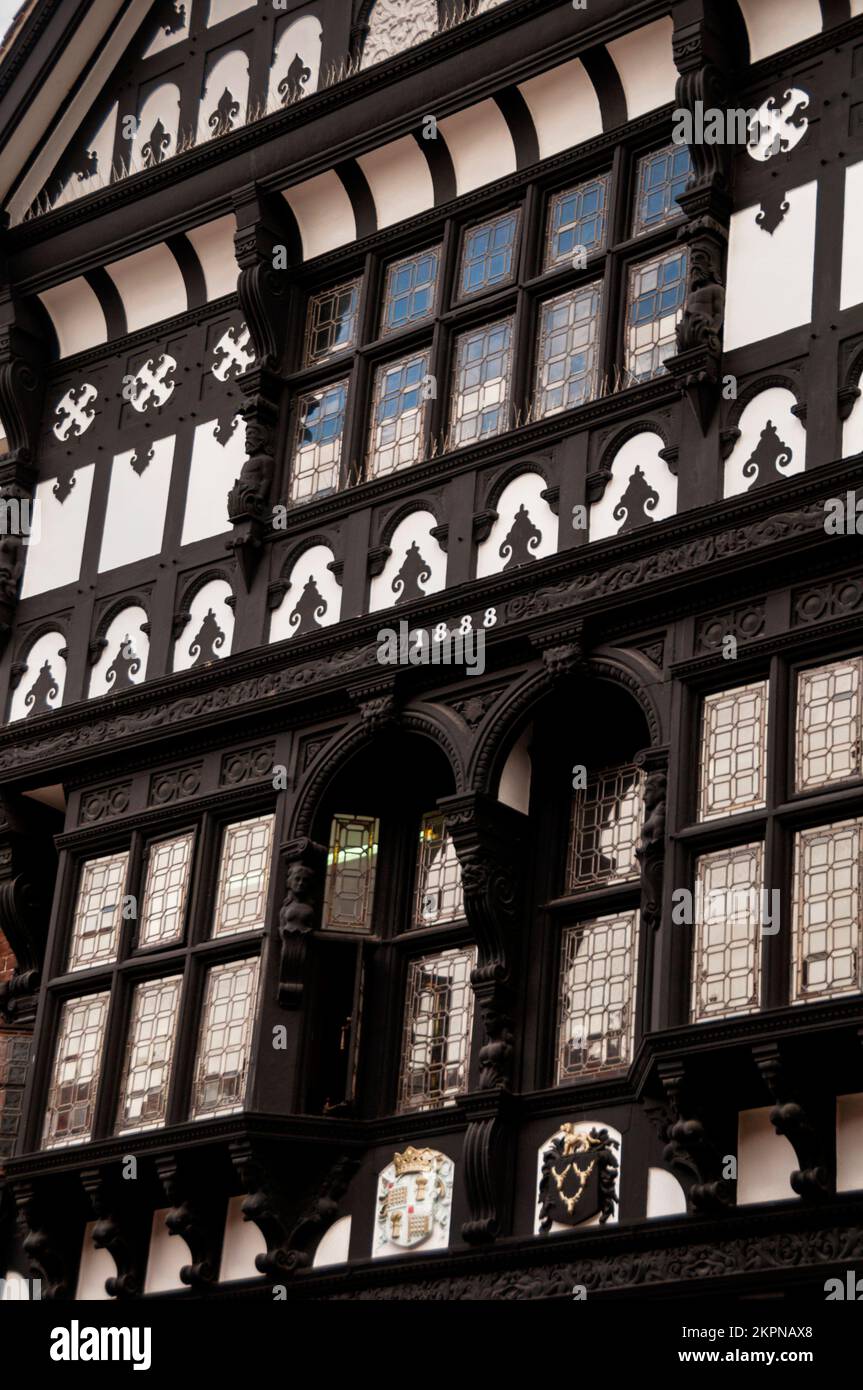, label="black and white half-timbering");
[3,0,863,1319]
